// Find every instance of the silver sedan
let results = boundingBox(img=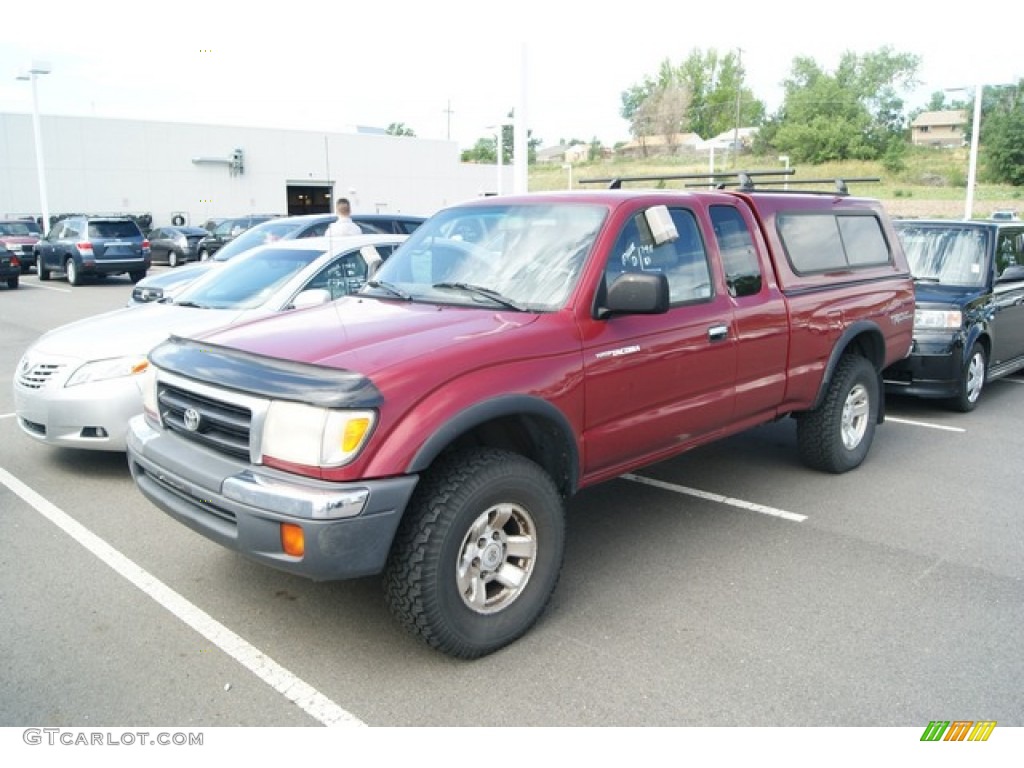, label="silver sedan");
[13,233,404,451]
